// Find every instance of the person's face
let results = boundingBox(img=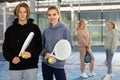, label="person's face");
[81,21,86,28]
[18,7,27,21]
[108,23,113,31]
[47,9,59,26]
